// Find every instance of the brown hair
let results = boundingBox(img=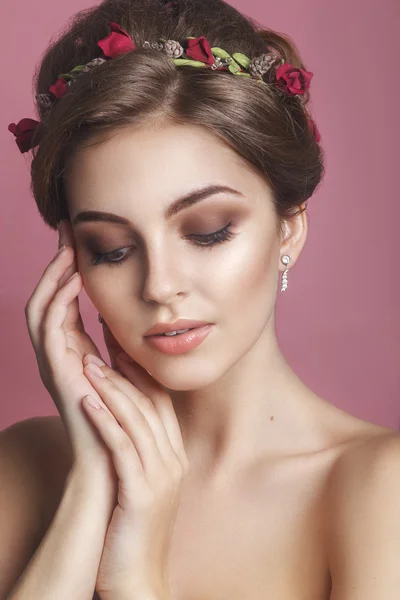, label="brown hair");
[30,0,325,236]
